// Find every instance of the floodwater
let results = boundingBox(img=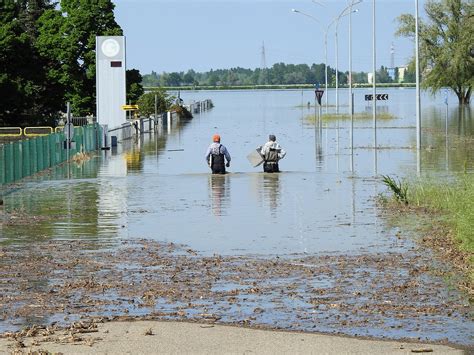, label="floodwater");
[0,88,473,346]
